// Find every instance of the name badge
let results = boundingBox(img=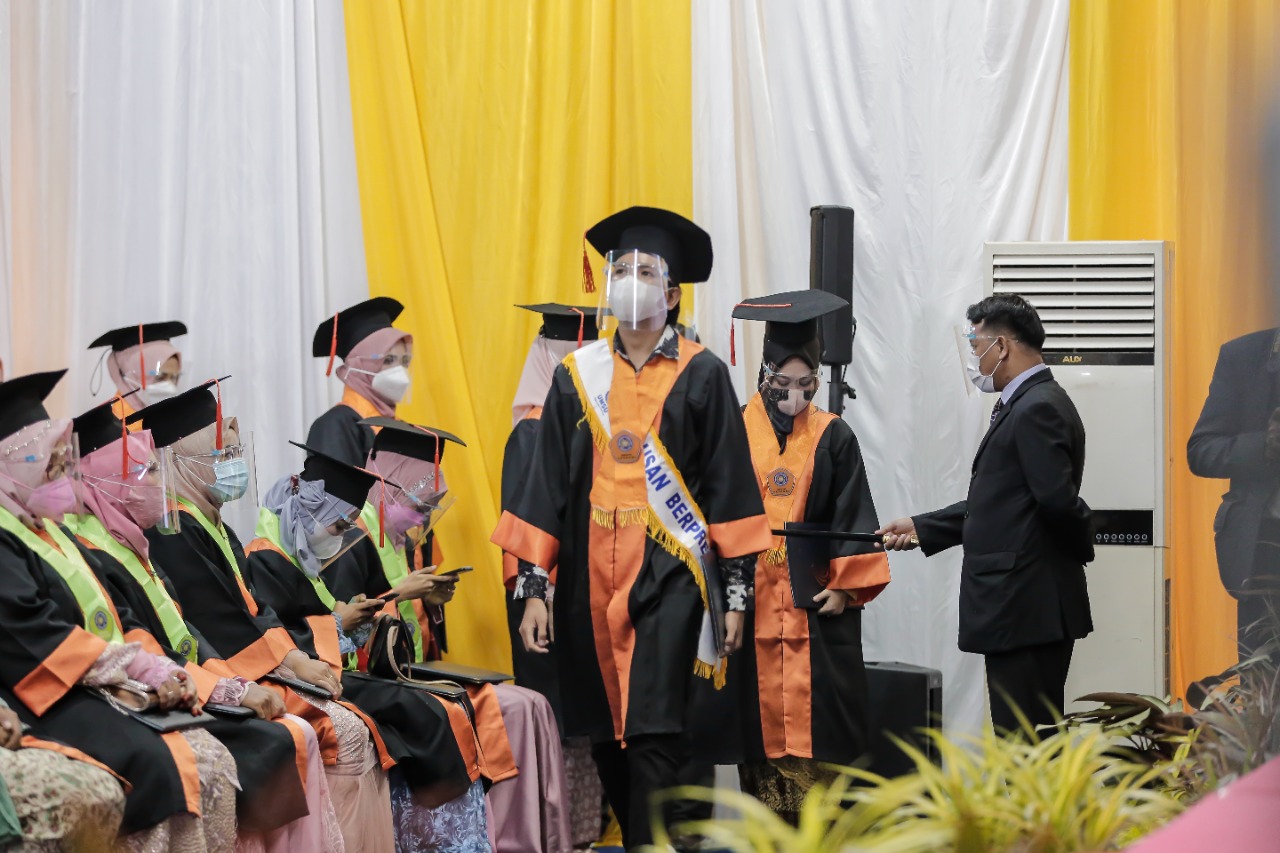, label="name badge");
[610,430,643,464]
